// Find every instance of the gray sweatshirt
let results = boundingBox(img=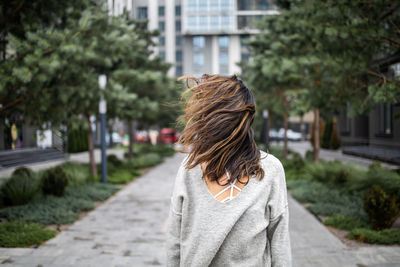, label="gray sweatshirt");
[166,150,292,267]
